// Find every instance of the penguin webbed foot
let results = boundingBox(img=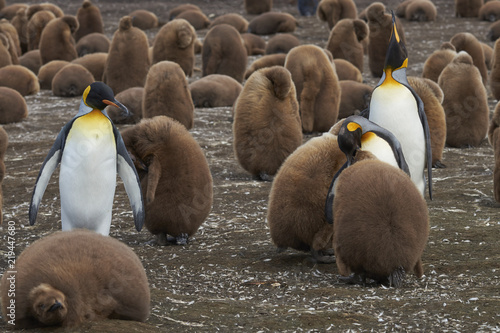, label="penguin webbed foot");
[253,172,273,182]
[338,273,367,286]
[311,249,336,264]
[156,233,189,245]
[432,160,446,169]
[276,247,287,253]
[385,266,406,288]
